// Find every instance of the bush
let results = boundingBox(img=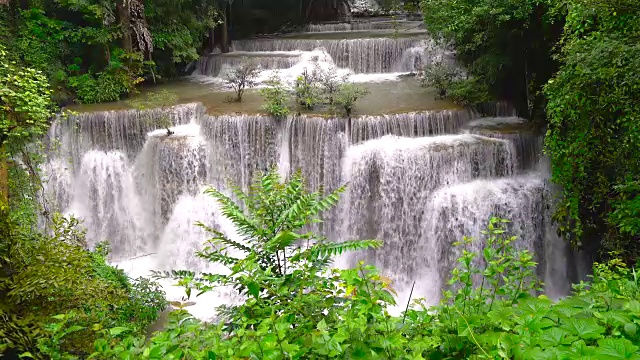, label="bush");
[0,212,166,357]
[259,73,290,117]
[420,60,460,98]
[447,78,492,107]
[293,68,323,110]
[224,58,260,102]
[67,50,145,104]
[421,61,491,107]
[335,82,370,118]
